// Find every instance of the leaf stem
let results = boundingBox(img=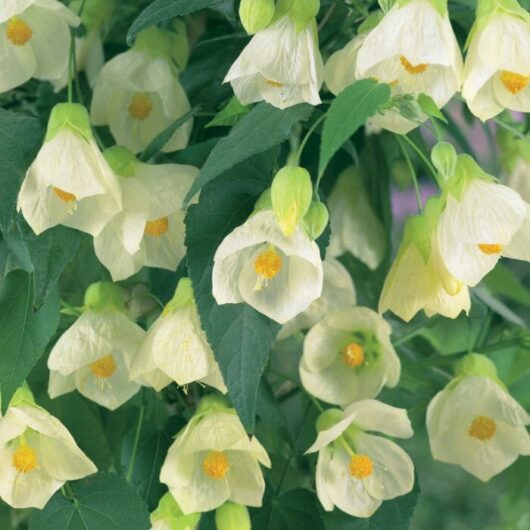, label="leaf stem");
[294,112,327,167]
[402,134,441,187]
[397,136,423,213]
[126,401,145,482]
